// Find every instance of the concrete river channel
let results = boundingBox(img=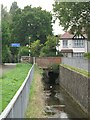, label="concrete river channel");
[1,64,89,119]
[42,69,89,119]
